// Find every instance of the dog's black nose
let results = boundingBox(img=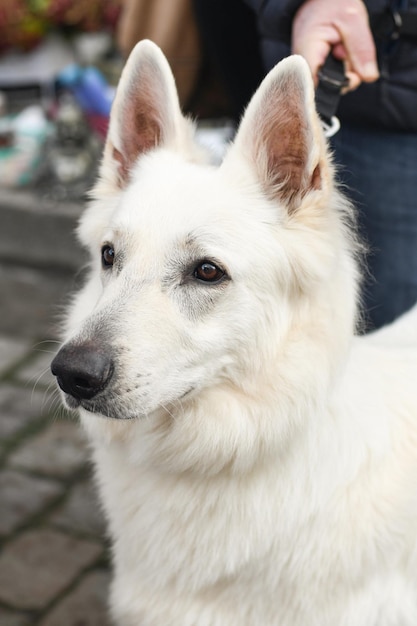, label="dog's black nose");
[51,341,113,401]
